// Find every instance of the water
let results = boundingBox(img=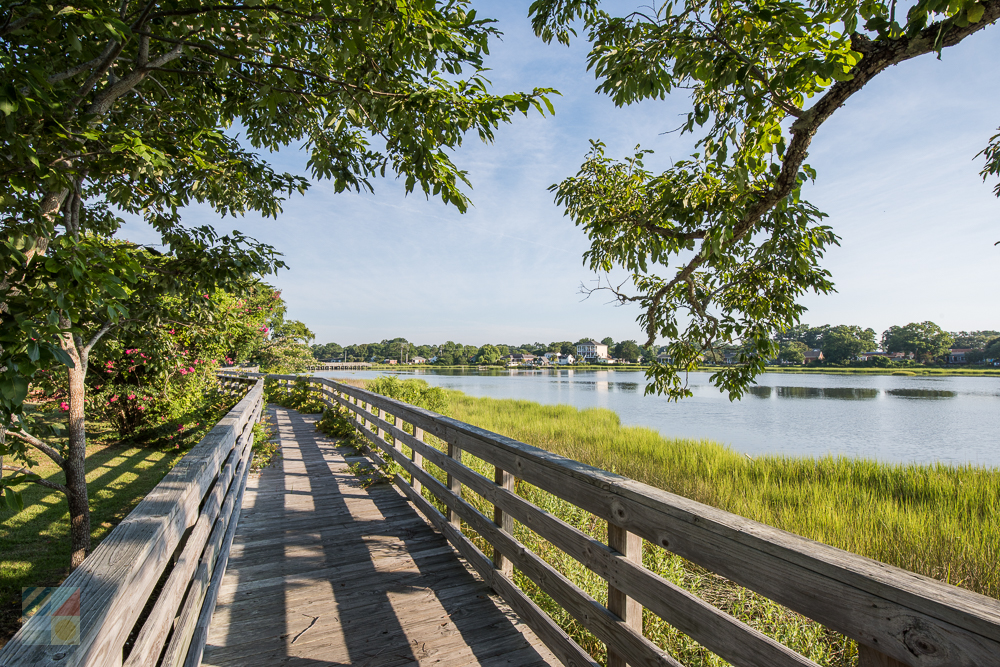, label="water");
[313,368,1000,467]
